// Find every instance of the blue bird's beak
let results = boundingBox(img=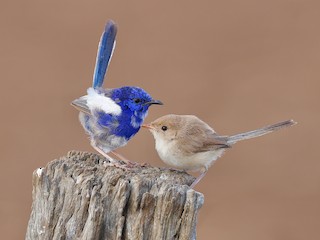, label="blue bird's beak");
[144,99,163,106]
